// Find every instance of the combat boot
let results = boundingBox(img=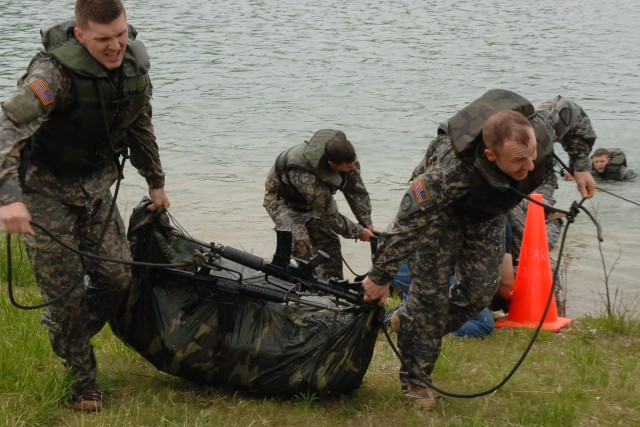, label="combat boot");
[402,383,437,409]
[71,382,103,411]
